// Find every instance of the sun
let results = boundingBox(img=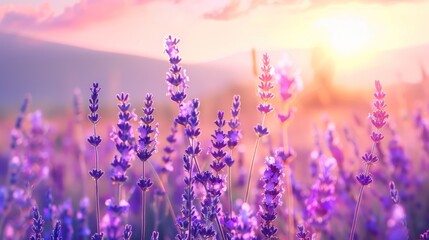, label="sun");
[316,15,371,57]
